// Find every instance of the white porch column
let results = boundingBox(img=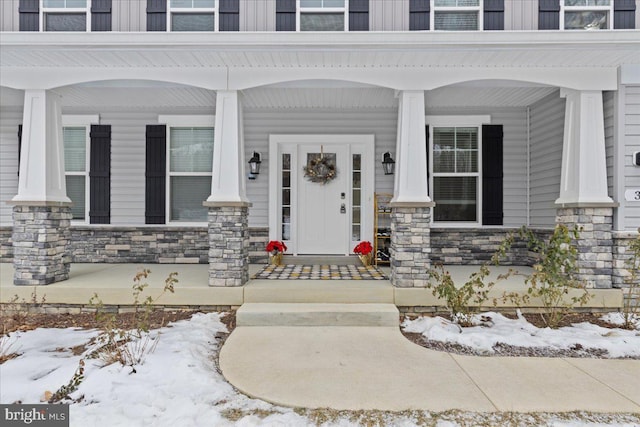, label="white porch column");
[556,89,613,206]
[555,89,616,289]
[204,90,250,287]
[13,90,70,204]
[392,90,431,204]
[389,90,434,288]
[10,90,72,285]
[206,90,249,204]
